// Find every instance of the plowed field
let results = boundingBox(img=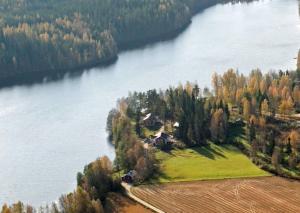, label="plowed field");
[105,192,152,213]
[131,177,300,212]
